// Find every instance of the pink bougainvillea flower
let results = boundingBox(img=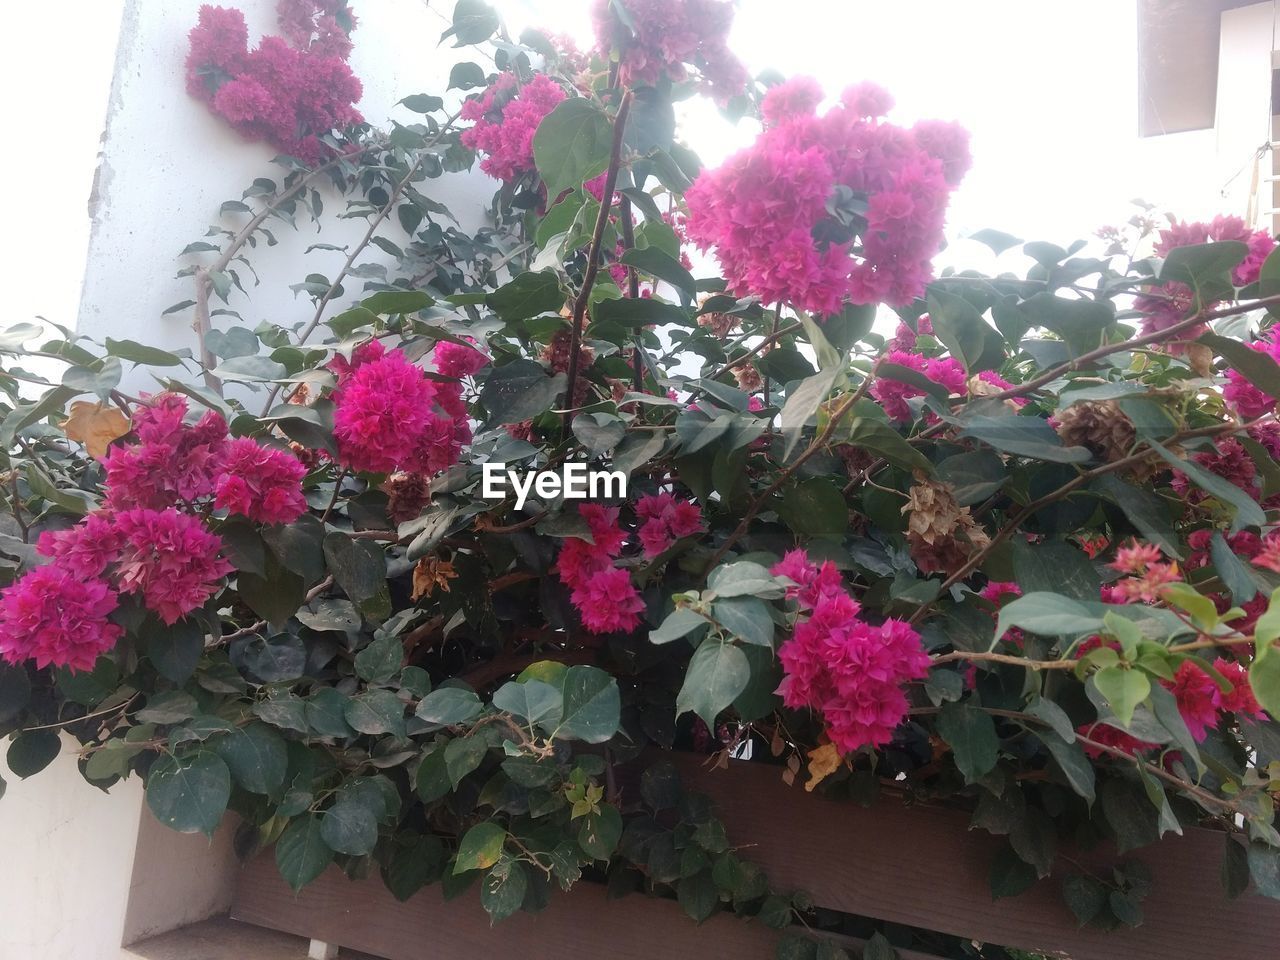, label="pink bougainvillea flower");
[556,504,643,634]
[1163,660,1222,741]
[214,437,308,525]
[460,72,566,183]
[591,0,748,104]
[0,563,124,671]
[635,493,704,557]
[112,508,234,625]
[332,347,470,476]
[774,551,930,753]
[103,395,228,511]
